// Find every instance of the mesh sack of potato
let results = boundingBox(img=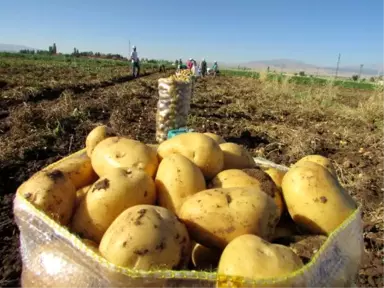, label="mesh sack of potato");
[14,133,363,287]
[156,73,192,143]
